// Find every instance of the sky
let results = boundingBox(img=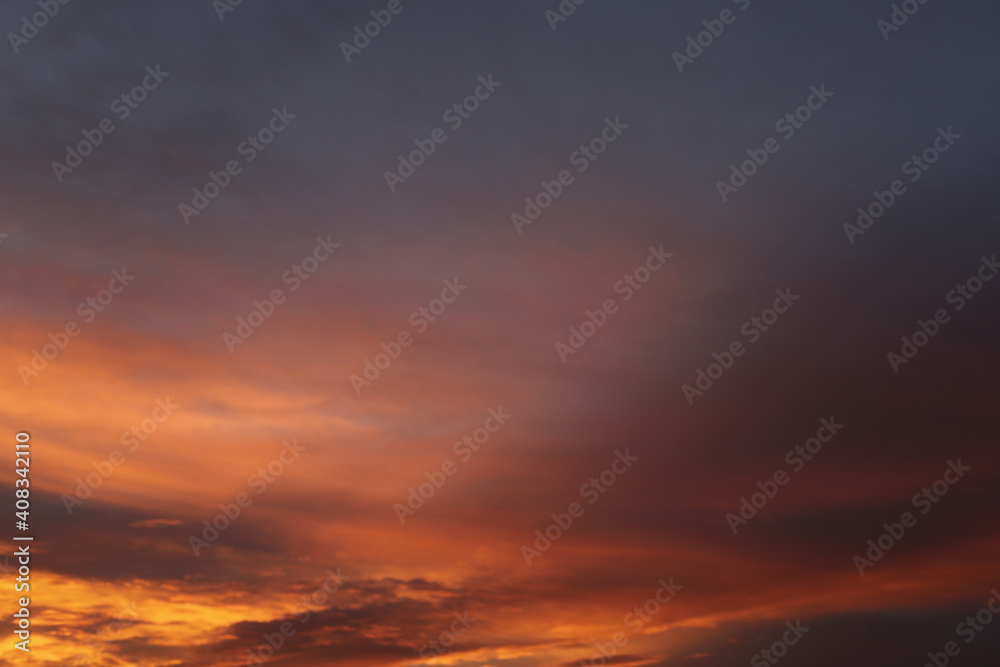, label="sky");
[2,0,1000,665]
